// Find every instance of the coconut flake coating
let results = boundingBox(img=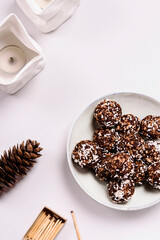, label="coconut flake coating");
[94,100,122,128]
[116,133,145,159]
[116,114,140,134]
[133,159,147,185]
[93,127,120,152]
[100,148,110,158]
[93,153,113,181]
[72,140,100,168]
[141,115,160,140]
[143,141,160,165]
[146,161,160,189]
[106,152,134,179]
[107,179,135,203]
